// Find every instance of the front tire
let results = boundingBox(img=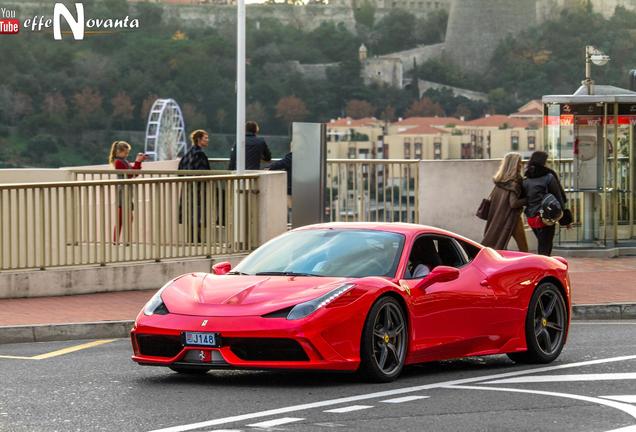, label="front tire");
[359,296,408,382]
[508,282,567,364]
